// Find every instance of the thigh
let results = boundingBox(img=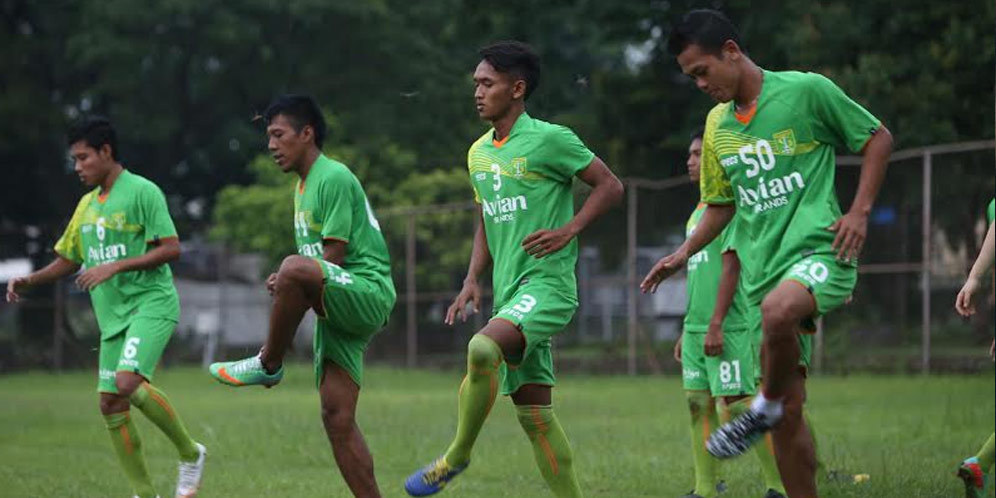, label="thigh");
[318,360,360,413]
[98,333,125,394]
